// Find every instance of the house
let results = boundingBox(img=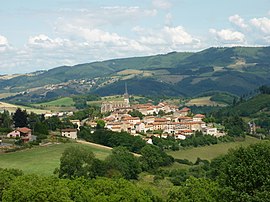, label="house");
[7,130,21,138]
[193,114,205,122]
[70,120,82,130]
[61,128,77,139]
[179,107,191,116]
[204,127,218,136]
[18,127,32,142]
[135,122,146,133]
